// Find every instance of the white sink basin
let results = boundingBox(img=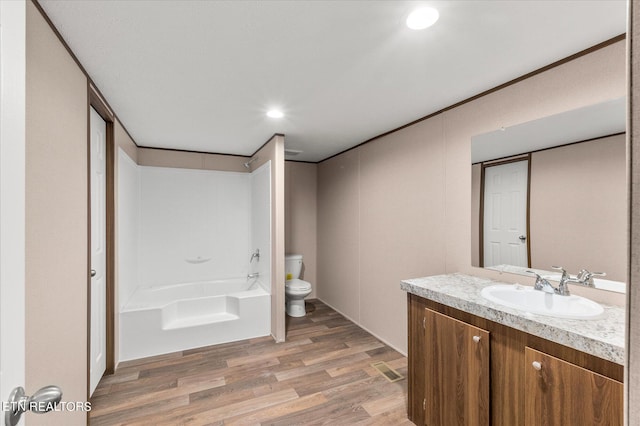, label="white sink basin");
[480,284,604,319]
